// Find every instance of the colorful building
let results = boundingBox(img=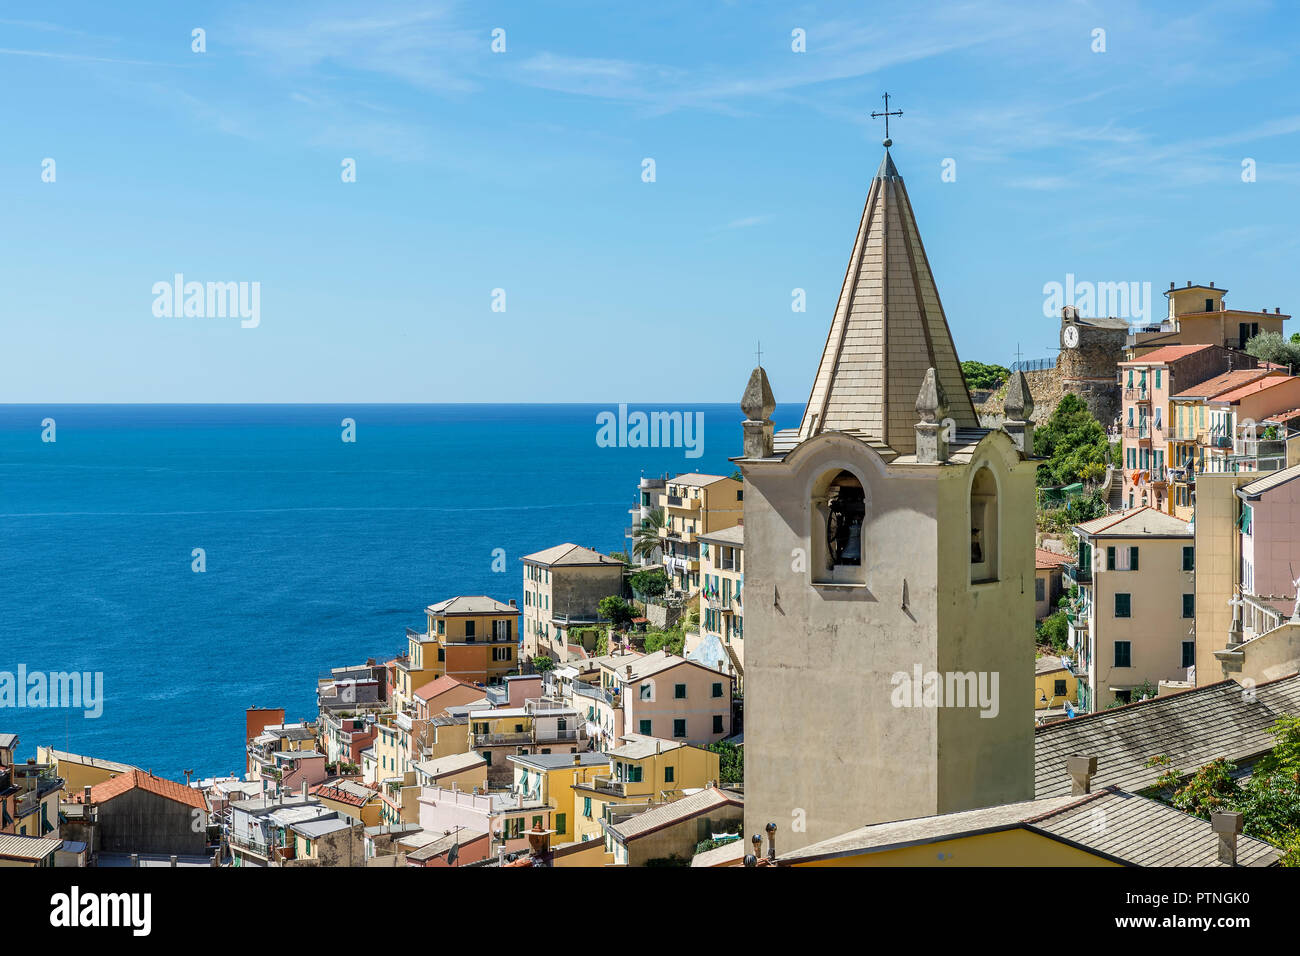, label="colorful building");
[521,543,625,663]
[1116,344,1235,512]
[1128,281,1288,356]
[697,524,745,689]
[1069,508,1195,710]
[508,751,608,843]
[595,650,733,744]
[657,474,744,592]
